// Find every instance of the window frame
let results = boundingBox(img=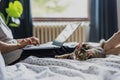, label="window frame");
[32,0,91,22]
